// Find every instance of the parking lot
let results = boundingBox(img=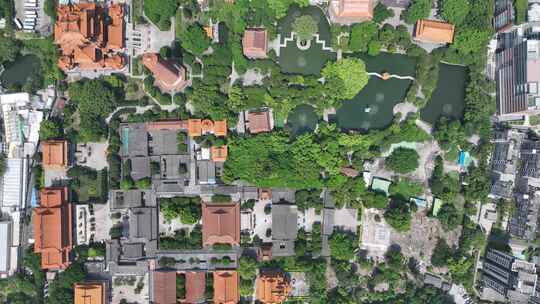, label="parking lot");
[15,0,52,34]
